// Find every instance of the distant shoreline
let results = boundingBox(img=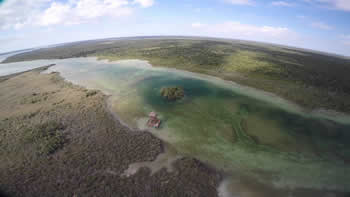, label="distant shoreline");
[1,36,349,60]
[2,37,350,114]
